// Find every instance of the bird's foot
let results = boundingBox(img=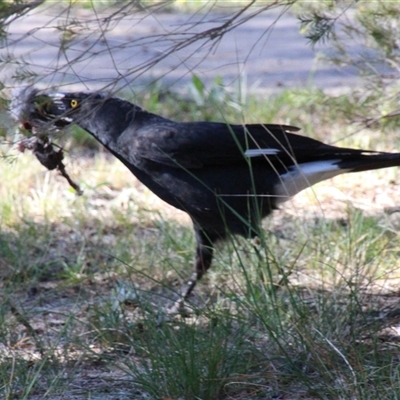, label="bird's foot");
[168,298,193,318]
